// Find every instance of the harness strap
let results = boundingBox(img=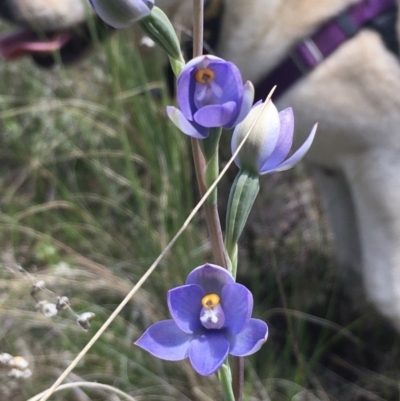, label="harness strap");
[254,0,398,101]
